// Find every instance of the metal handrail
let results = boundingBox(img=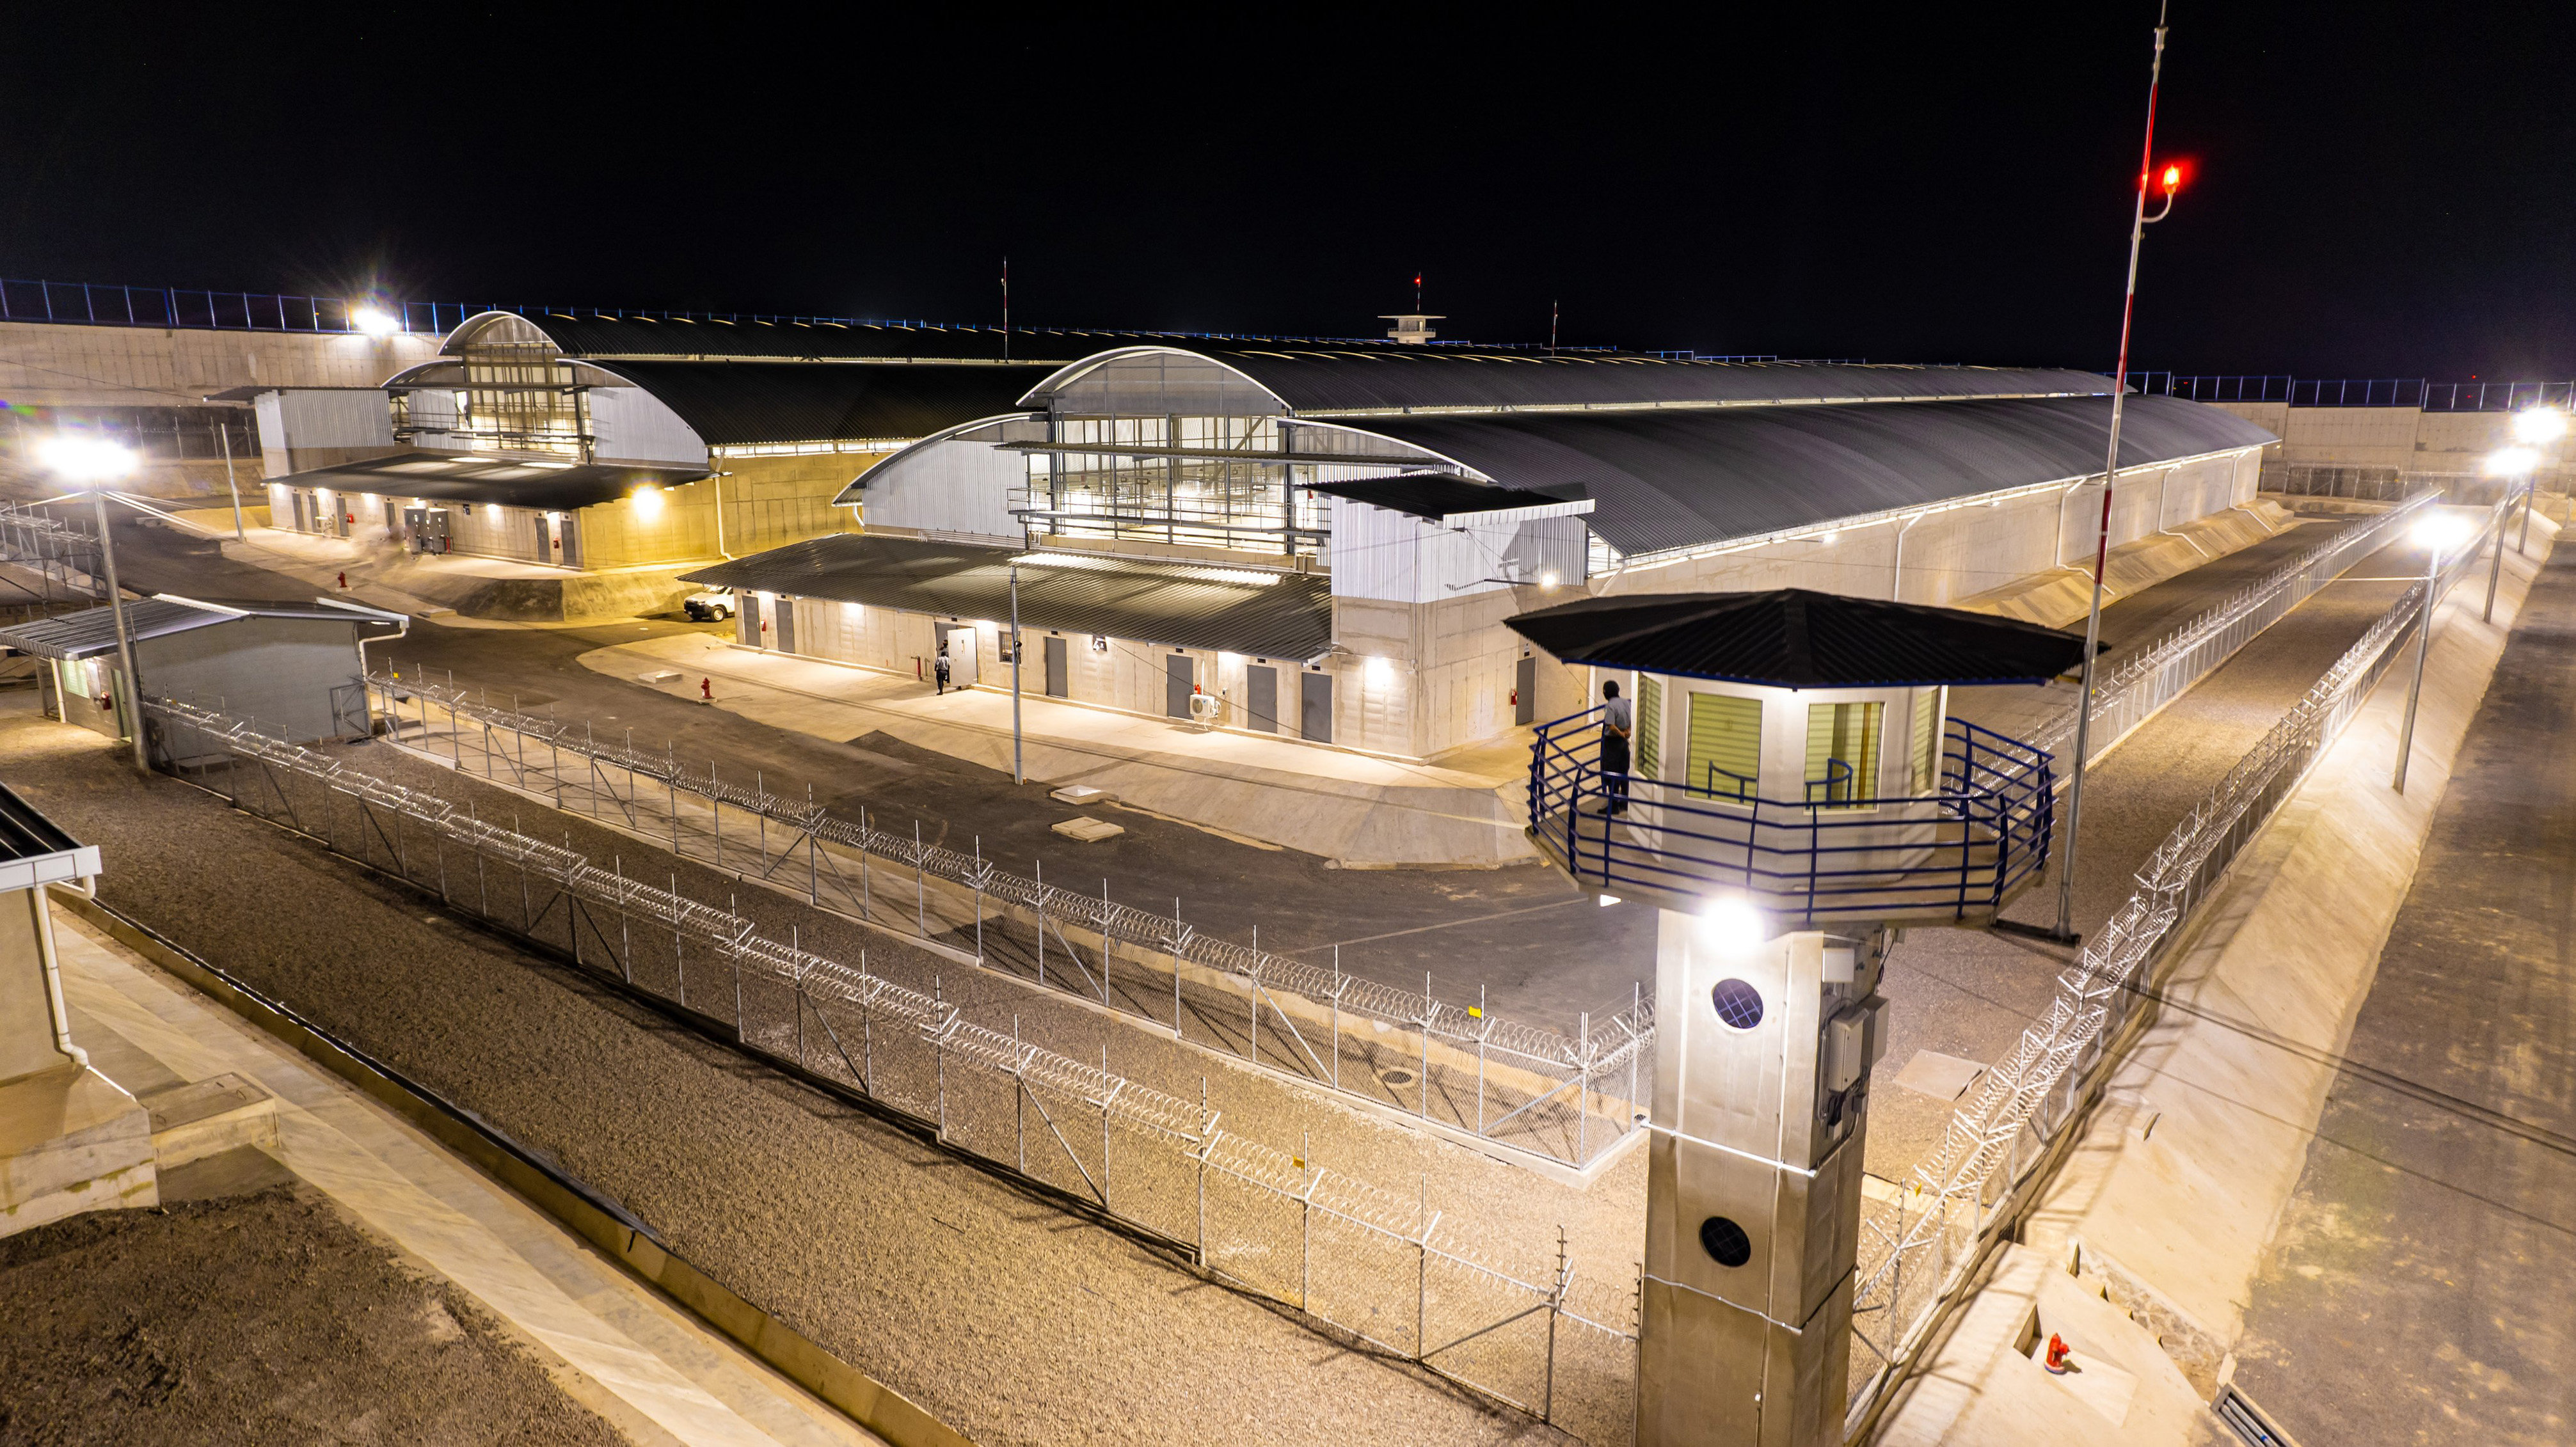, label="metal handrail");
[1527,711,2054,926]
